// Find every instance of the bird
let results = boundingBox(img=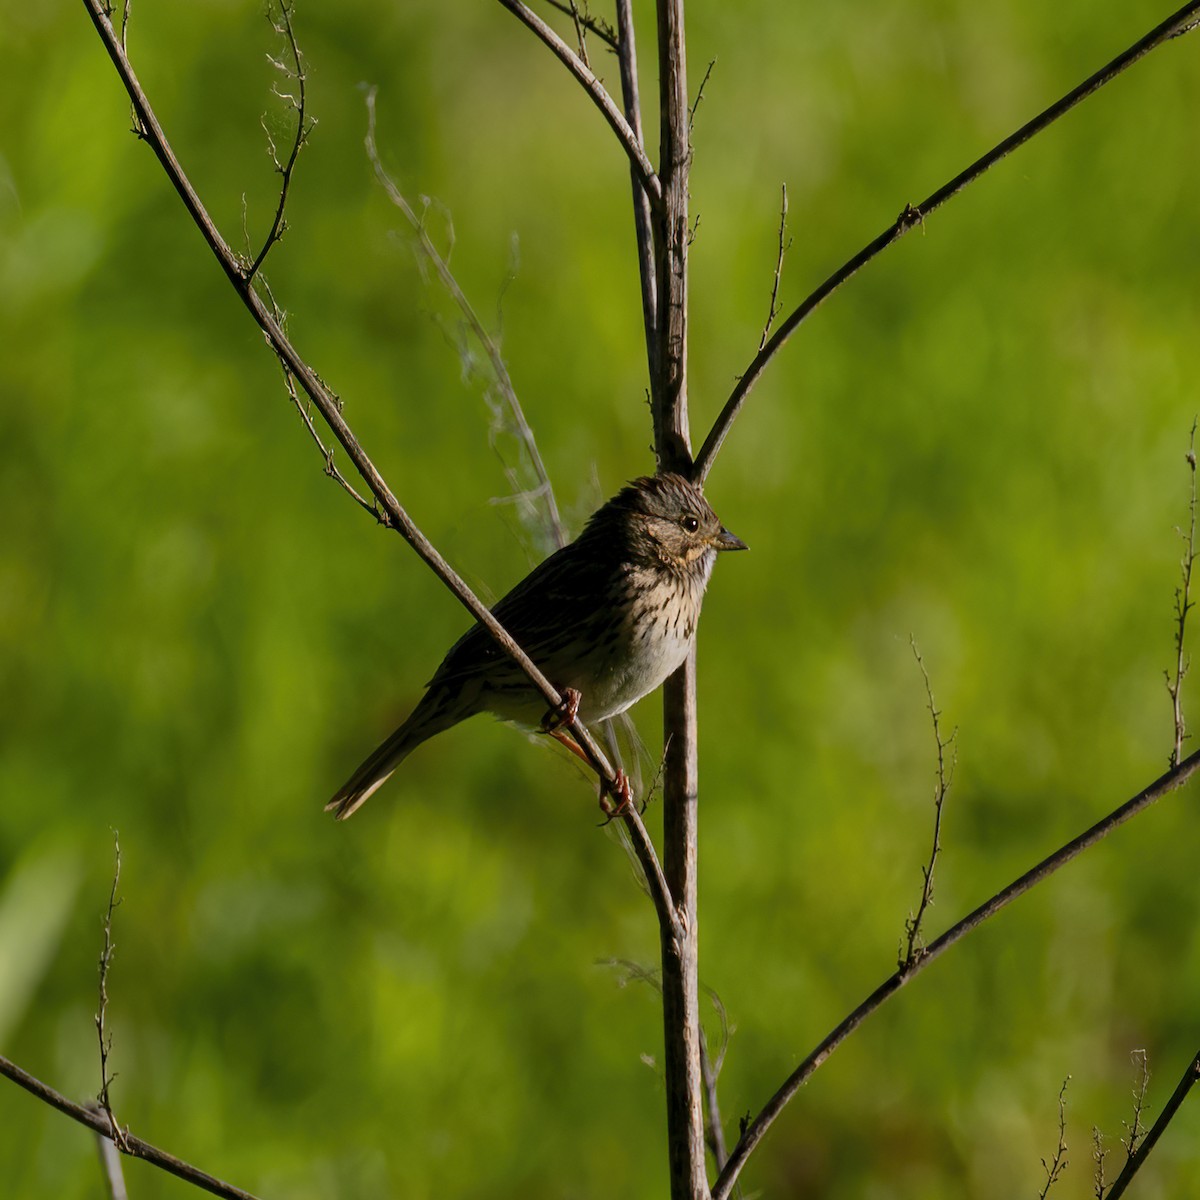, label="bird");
[326,472,746,819]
